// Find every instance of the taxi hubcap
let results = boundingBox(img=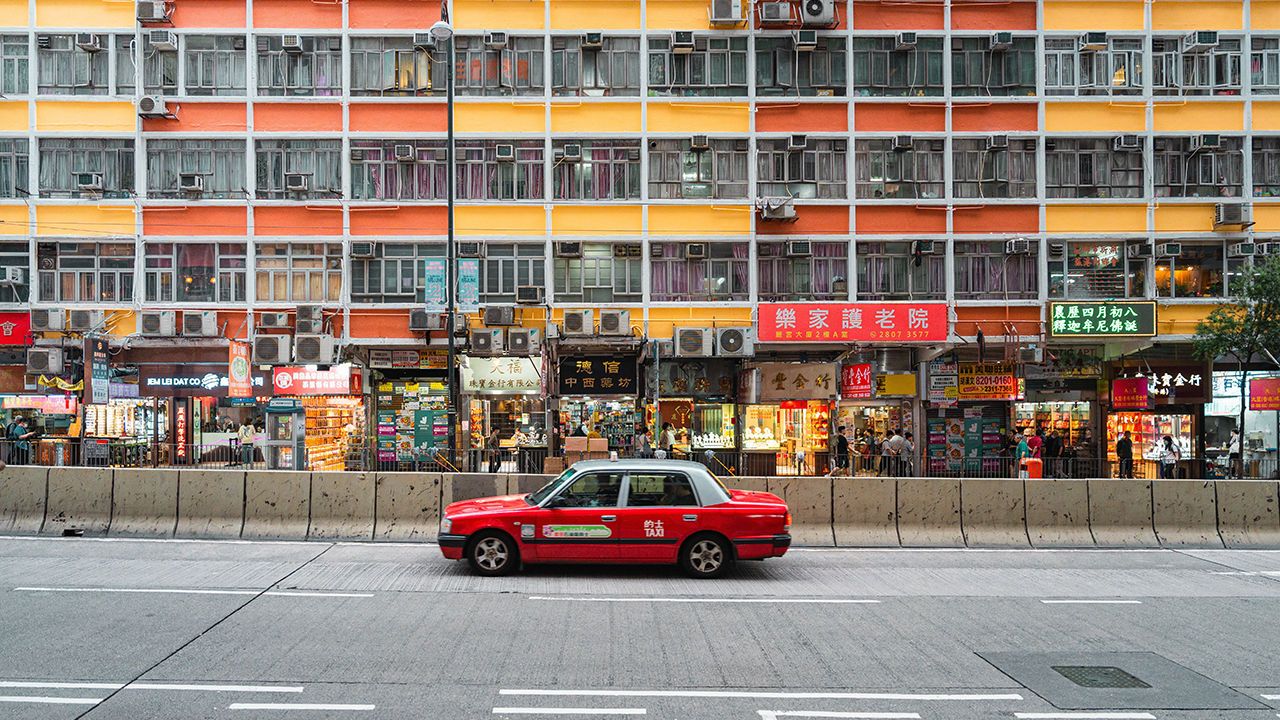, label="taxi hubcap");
[475,537,508,570]
[689,540,723,574]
